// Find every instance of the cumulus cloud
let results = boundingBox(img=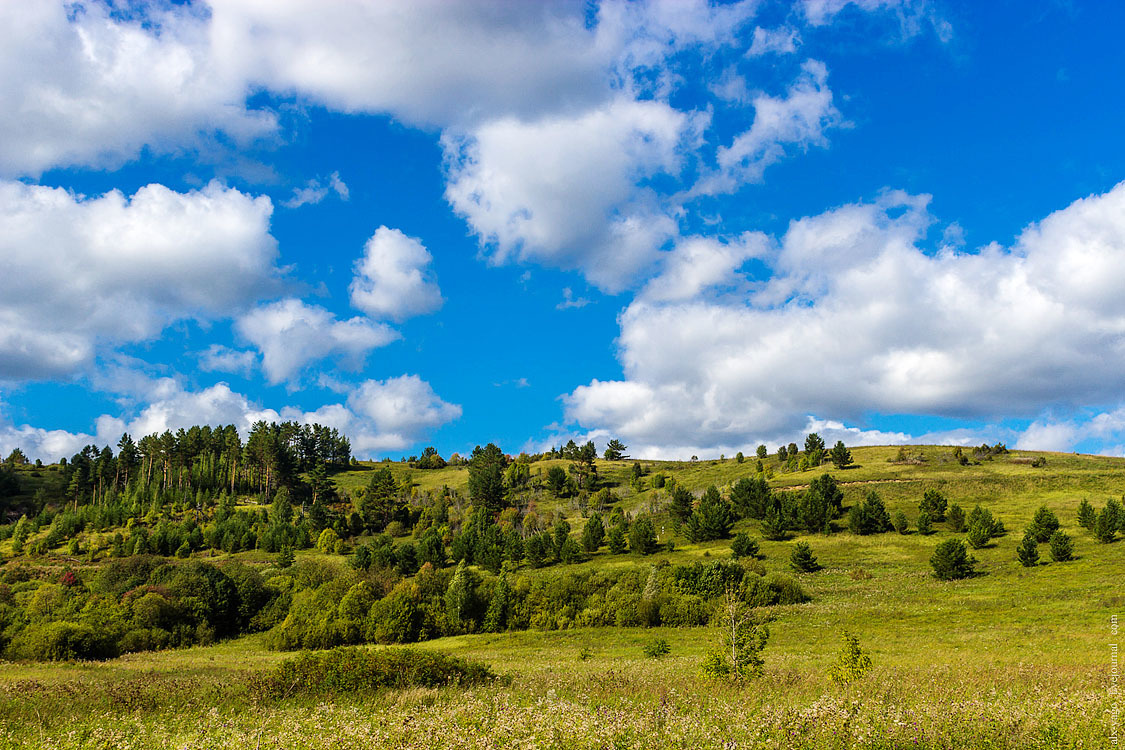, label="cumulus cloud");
[443,97,701,291]
[0,373,460,462]
[801,0,952,42]
[0,179,278,380]
[640,233,770,303]
[235,299,398,385]
[563,181,1125,455]
[0,2,274,177]
[350,227,443,321]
